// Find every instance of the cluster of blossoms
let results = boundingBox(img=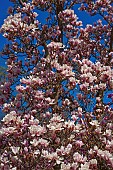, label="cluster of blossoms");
[58,9,82,39]
[1,5,38,40]
[0,0,113,170]
[58,9,78,23]
[1,112,110,169]
[78,59,113,92]
[0,108,113,169]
